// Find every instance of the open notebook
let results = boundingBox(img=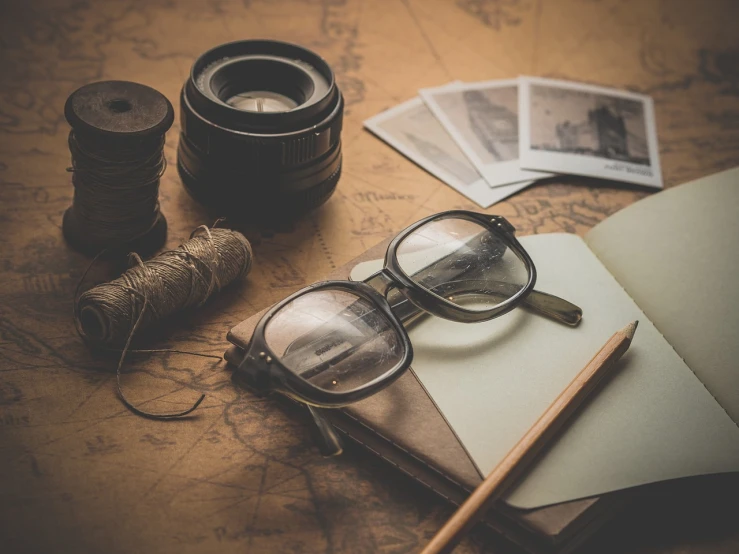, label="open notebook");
[226,167,739,550]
